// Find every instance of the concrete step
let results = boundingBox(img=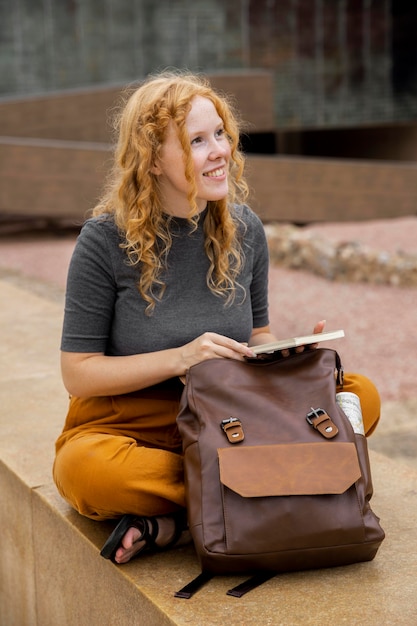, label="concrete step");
[1,278,416,625]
